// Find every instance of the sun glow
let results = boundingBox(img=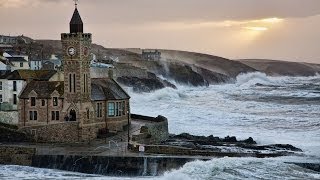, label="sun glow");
[244,27,268,31]
[260,18,283,23]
